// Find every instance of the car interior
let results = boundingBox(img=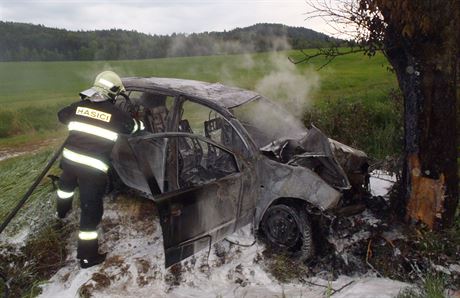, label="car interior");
[117,91,239,191]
